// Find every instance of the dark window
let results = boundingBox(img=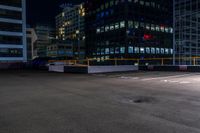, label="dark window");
[0,0,22,7]
[0,35,22,44]
[0,22,22,32]
[0,8,22,20]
